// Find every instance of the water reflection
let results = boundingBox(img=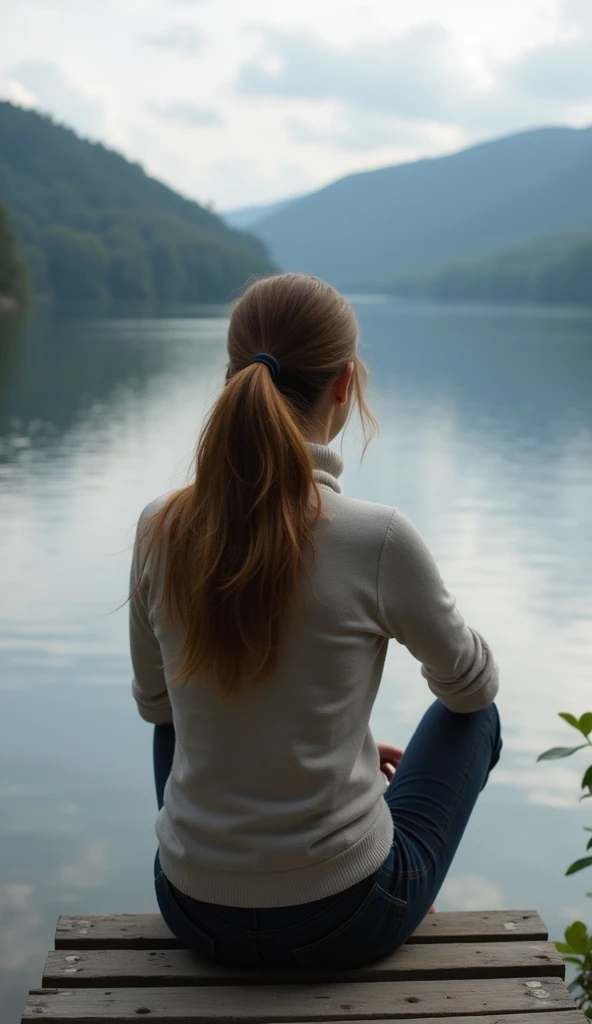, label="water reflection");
[1,300,591,1022]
